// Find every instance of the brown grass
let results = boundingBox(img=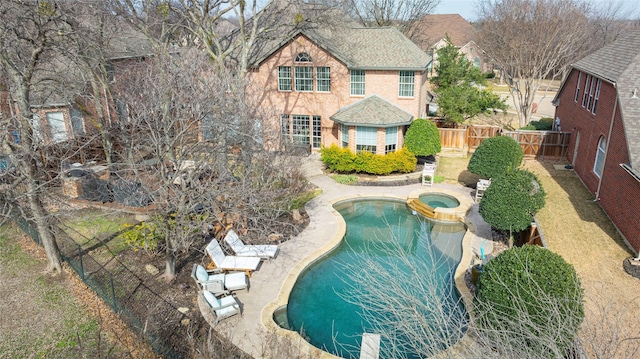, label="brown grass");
[439,154,640,356]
